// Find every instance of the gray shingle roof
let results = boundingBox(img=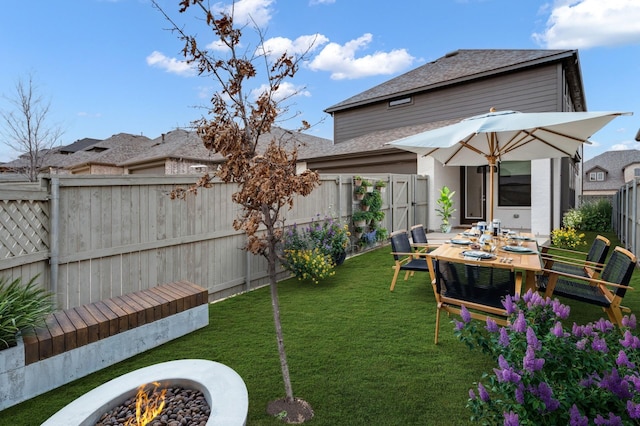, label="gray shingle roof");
[583,149,640,190]
[325,49,576,112]
[59,138,102,154]
[297,118,459,160]
[122,129,217,165]
[121,127,333,166]
[64,133,155,169]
